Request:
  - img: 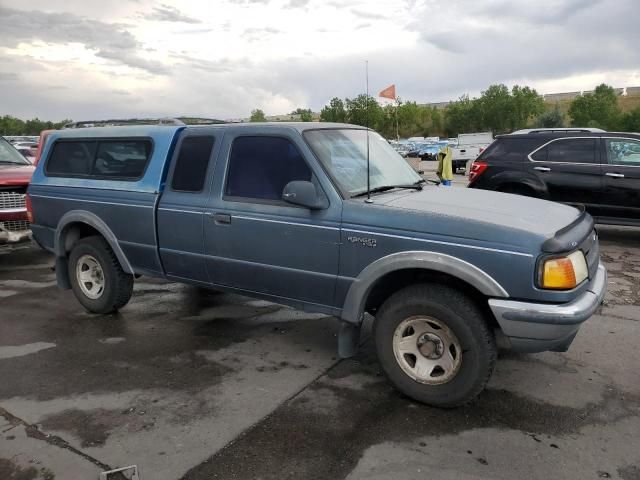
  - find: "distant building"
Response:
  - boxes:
[543,91,581,102]
[626,86,640,97]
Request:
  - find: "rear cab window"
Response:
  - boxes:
[45,138,152,180]
[171,136,216,192]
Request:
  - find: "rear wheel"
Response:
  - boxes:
[68,236,134,314]
[374,284,496,407]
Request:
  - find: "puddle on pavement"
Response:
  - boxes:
[0,342,56,360]
[181,344,640,480]
[0,458,54,480]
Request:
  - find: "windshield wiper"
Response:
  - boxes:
[351,180,424,198]
[0,160,26,165]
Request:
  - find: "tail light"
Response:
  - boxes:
[26,193,34,223]
[469,160,488,183]
[34,129,54,166]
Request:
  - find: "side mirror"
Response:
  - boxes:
[282,181,328,210]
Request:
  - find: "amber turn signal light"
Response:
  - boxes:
[541,251,588,290]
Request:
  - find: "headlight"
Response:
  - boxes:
[540,250,588,290]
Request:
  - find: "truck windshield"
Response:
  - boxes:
[304,129,421,197]
[0,137,30,165]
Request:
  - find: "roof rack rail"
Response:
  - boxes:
[511,127,606,135]
[63,118,187,129]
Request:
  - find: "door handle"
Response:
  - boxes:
[534,166,551,172]
[208,213,231,224]
[605,172,625,178]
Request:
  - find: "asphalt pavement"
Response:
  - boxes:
[1,208,639,479]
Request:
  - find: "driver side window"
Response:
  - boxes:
[225,136,312,202]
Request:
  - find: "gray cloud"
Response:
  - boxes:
[226,0,272,4]
[355,22,371,30]
[244,27,281,35]
[287,0,311,7]
[1,0,639,122]
[0,6,165,74]
[170,53,253,73]
[143,4,201,23]
[350,8,386,20]
[173,27,214,35]
[468,0,602,25]
[0,72,19,82]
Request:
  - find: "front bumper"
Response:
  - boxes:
[0,227,32,244]
[488,262,607,353]
[0,211,31,245]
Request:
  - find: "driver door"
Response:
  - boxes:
[204,129,342,308]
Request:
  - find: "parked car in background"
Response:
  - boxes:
[418,141,449,161]
[29,120,605,407]
[5,136,39,145]
[468,128,640,226]
[390,141,411,157]
[15,143,37,163]
[0,136,35,244]
[451,132,493,173]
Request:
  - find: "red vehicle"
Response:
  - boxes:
[0,136,35,244]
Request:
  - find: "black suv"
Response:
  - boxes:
[468,128,640,226]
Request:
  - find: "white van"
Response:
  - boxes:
[451,132,493,173]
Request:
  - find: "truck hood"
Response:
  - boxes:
[377,187,581,238]
[0,164,35,186]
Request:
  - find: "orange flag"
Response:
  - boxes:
[378,84,396,100]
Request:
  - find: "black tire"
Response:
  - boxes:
[373,283,496,408]
[68,236,134,314]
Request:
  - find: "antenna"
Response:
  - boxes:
[365,60,372,204]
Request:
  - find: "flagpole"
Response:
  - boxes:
[395,97,399,142]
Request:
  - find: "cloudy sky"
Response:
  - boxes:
[0,0,638,121]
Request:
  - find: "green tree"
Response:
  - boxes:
[249,109,267,122]
[430,108,443,136]
[291,108,313,122]
[535,105,565,128]
[444,96,480,136]
[568,84,621,130]
[345,94,384,129]
[396,101,422,137]
[477,84,512,134]
[621,107,640,132]
[320,97,346,123]
[510,85,545,131]
[0,115,26,135]
[0,116,70,135]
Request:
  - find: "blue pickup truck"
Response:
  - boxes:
[28,121,606,407]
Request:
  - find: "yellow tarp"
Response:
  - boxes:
[437,146,453,181]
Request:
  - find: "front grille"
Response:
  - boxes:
[0,191,26,210]
[0,220,30,232]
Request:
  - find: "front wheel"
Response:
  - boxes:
[68,236,134,314]
[374,284,496,407]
